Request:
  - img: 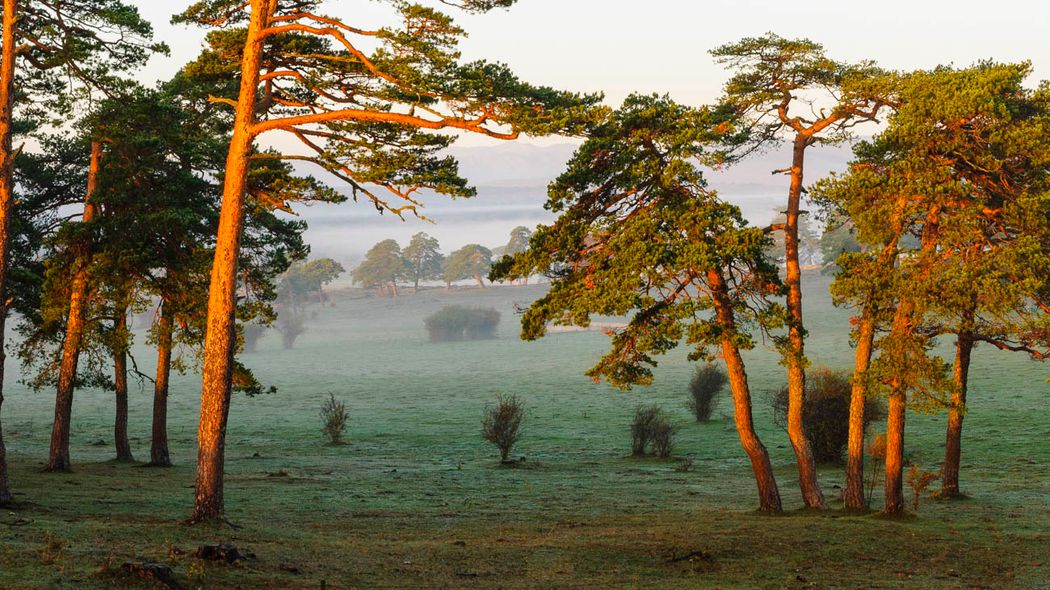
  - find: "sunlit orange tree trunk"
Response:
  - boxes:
[46,141,101,472]
[177,0,600,522]
[711,34,893,509]
[0,0,16,504]
[493,95,785,513]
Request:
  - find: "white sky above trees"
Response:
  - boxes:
[135,0,1050,146]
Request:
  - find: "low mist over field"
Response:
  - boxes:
[294,143,855,265]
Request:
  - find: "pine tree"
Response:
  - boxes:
[493,94,785,512]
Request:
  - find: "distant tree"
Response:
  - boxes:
[353,240,406,297]
[493,95,785,512]
[818,219,861,274]
[175,0,602,522]
[402,232,444,291]
[445,244,493,288]
[712,34,895,509]
[503,226,533,285]
[281,258,346,305]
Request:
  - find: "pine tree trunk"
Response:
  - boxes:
[191,0,269,524]
[475,275,486,288]
[113,302,134,462]
[709,270,782,513]
[390,282,398,297]
[844,311,876,511]
[151,300,173,467]
[942,329,974,498]
[884,392,906,515]
[47,141,102,472]
[784,134,824,509]
[0,0,19,505]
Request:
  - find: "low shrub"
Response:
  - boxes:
[425,306,501,342]
[771,367,886,464]
[482,394,524,462]
[631,405,677,458]
[907,464,941,512]
[687,363,728,422]
[320,393,349,444]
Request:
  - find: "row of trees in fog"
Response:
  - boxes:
[0,0,1045,527]
[352,226,533,295]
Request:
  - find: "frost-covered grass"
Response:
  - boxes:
[1,273,1047,588]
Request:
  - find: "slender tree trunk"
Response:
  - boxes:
[942,327,974,498]
[784,134,824,509]
[884,391,906,515]
[113,301,134,462]
[475,275,485,289]
[390,281,398,297]
[191,0,268,524]
[47,141,102,472]
[882,297,918,516]
[844,310,876,511]
[708,270,782,513]
[151,300,173,467]
[0,0,19,505]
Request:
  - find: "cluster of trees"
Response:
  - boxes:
[0,0,1044,528]
[352,226,533,294]
[494,36,1050,515]
[0,0,602,522]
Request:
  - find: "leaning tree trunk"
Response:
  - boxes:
[0,0,19,505]
[191,0,268,524]
[47,141,102,472]
[709,270,783,513]
[783,134,824,509]
[942,328,974,498]
[112,302,134,462]
[844,310,876,511]
[475,275,486,289]
[150,300,173,467]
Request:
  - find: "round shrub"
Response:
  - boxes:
[771,367,886,464]
[425,305,501,342]
[687,363,728,422]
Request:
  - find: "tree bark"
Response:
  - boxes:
[47,141,102,472]
[0,0,19,505]
[113,301,134,462]
[844,310,876,511]
[150,300,173,467]
[191,0,269,523]
[884,391,906,515]
[784,134,824,509]
[942,328,974,498]
[709,270,783,513]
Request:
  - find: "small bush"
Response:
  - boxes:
[320,394,349,444]
[866,432,887,509]
[907,464,941,512]
[425,306,500,342]
[631,405,677,458]
[482,394,524,462]
[771,367,886,464]
[687,363,728,422]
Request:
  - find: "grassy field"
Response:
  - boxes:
[0,272,1047,589]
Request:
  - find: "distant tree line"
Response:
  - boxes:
[351,226,534,296]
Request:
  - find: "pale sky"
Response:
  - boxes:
[136,0,1050,138]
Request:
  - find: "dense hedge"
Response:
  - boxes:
[424,306,501,342]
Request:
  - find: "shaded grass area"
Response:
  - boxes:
[1,273,1048,588]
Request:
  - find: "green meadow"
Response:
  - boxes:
[1,272,1047,589]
